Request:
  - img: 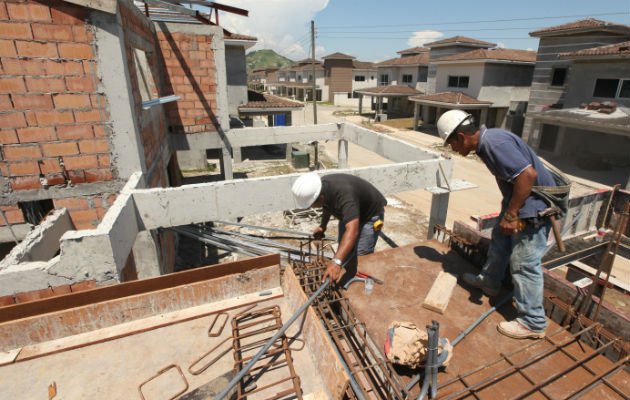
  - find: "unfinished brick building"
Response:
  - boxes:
[0,0,255,298]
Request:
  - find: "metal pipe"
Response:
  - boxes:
[215,279,331,400]
[211,220,313,238]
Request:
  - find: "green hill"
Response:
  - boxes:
[246,49,293,74]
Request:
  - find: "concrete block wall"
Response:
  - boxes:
[156,29,218,134]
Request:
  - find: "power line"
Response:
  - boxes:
[317,36,533,40]
[317,26,560,34]
[317,11,628,29]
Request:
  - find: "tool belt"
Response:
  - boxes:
[532,160,571,218]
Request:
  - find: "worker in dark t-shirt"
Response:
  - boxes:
[291,173,386,284]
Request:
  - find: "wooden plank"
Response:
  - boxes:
[0,254,280,324]
[422,271,458,314]
[569,261,630,292]
[0,348,21,367]
[13,288,283,363]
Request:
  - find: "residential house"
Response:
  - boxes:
[410,47,536,132]
[376,46,429,91]
[521,18,630,151]
[273,58,327,102]
[333,60,377,106]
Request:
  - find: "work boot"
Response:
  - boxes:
[497,320,545,340]
[462,273,501,297]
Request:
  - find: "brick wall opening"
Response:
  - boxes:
[17,198,54,225]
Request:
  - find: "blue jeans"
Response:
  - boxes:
[482,218,551,332]
[337,214,383,282]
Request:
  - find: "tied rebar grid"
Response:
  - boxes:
[290,240,407,400]
[232,306,303,400]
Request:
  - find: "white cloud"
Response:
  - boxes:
[526,47,534,51]
[497,42,506,48]
[407,30,443,47]
[218,0,329,60]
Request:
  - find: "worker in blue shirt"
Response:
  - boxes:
[437,110,556,340]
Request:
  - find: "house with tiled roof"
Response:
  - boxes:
[521,19,630,172]
[524,22,630,188]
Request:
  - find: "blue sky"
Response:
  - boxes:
[219,0,630,62]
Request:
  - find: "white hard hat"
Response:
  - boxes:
[292,172,322,209]
[437,109,472,145]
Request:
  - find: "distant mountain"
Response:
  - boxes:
[246,49,293,74]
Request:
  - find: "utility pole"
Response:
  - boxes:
[311,20,317,124]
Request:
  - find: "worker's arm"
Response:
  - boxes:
[313,210,331,239]
[500,166,537,235]
[324,218,359,282]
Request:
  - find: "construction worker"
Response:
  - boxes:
[437,109,556,340]
[291,173,386,285]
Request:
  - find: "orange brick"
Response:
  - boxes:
[0,112,26,129]
[11,94,52,110]
[0,77,25,92]
[0,94,11,111]
[53,197,88,210]
[0,163,8,177]
[50,5,88,25]
[0,21,32,39]
[85,168,112,182]
[67,169,85,183]
[92,125,105,137]
[53,93,90,109]
[1,58,44,75]
[0,39,17,56]
[25,77,66,92]
[0,205,24,225]
[10,175,42,190]
[39,157,61,173]
[6,3,29,20]
[15,40,58,58]
[70,280,96,291]
[78,138,107,153]
[73,109,100,123]
[58,42,92,59]
[35,109,74,125]
[24,111,37,126]
[51,285,71,295]
[32,23,73,41]
[72,220,96,230]
[16,126,56,143]
[70,208,97,222]
[3,144,41,160]
[62,154,97,170]
[15,288,54,303]
[41,141,78,156]
[97,154,109,167]
[0,129,19,144]
[45,173,66,186]
[0,295,15,306]
[8,160,39,175]
[57,124,92,139]
[0,3,7,20]
[65,76,94,91]
[71,25,88,42]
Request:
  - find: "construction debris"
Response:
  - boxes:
[422,271,458,314]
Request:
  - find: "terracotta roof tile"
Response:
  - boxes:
[223,30,257,41]
[433,48,536,63]
[397,46,430,54]
[560,41,630,57]
[529,18,630,36]
[239,90,304,110]
[293,58,322,66]
[322,52,355,59]
[409,91,492,105]
[353,60,376,69]
[356,85,423,95]
[424,36,496,48]
[376,53,430,66]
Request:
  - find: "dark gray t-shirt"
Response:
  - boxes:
[320,174,386,225]
[476,127,555,218]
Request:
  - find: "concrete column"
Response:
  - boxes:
[233,146,243,163]
[286,143,292,162]
[422,105,430,124]
[358,95,363,115]
[413,103,419,131]
[530,121,542,151]
[436,107,442,121]
[427,192,450,239]
[176,149,206,170]
[285,112,292,126]
[338,139,348,169]
[553,126,567,156]
[132,230,161,279]
[480,108,488,127]
[378,97,383,114]
[220,145,233,180]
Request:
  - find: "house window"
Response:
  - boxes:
[297,75,302,81]
[308,74,313,82]
[325,69,331,77]
[371,75,375,80]
[402,74,413,83]
[551,68,567,86]
[379,74,389,85]
[133,48,156,102]
[448,75,469,88]
[347,92,352,99]
[354,75,366,82]
[593,78,630,99]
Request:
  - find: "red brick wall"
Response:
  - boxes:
[156,30,218,134]
[52,193,116,230]
[0,0,114,195]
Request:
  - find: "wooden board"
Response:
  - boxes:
[569,261,630,292]
[422,271,458,314]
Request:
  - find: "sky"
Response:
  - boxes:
[218,0,630,62]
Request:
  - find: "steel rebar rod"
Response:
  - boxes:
[172,226,261,257]
[215,279,330,400]
[211,220,313,238]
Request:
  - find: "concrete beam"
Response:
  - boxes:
[132,160,444,230]
[0,224,33,243]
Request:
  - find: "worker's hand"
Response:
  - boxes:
[323,262,343,283]
[313,226,325,240]
[500,217,519,236]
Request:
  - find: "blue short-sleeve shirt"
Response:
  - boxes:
[476,127,556,219]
